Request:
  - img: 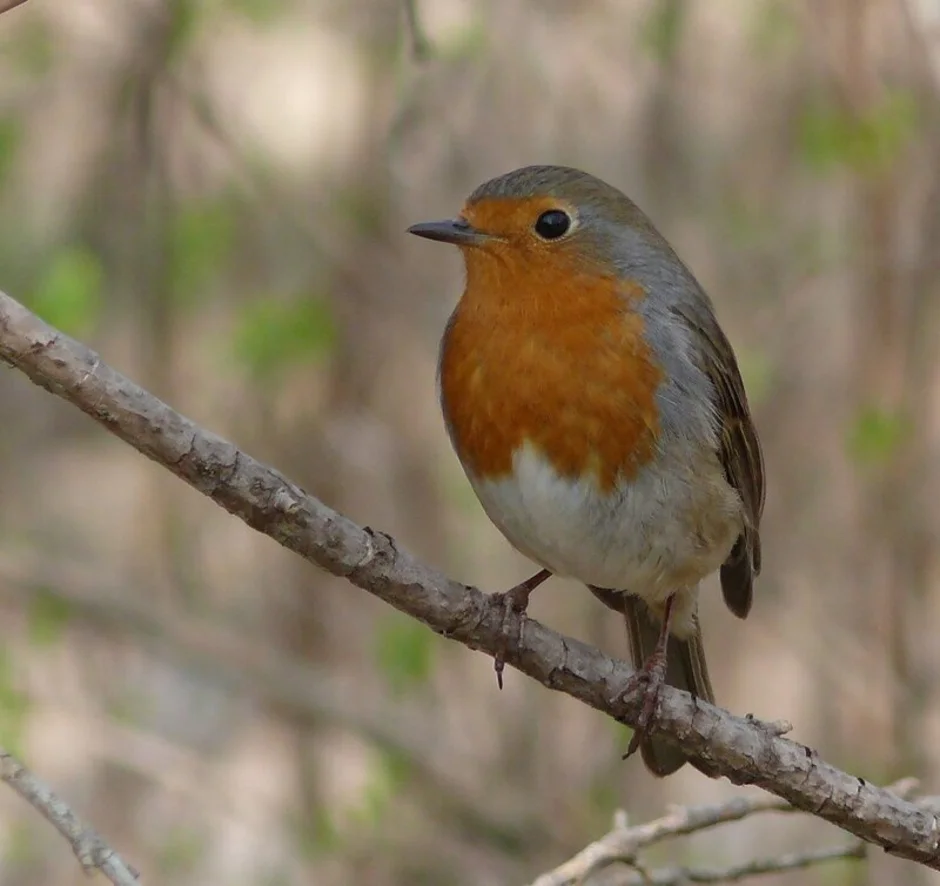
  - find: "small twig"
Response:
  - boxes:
[0,748,139,884]
[402,0,432,62]
[530,779,920,886]
[618,841,866,885]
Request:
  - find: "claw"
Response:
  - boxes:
[616,593,675,760]
[492,569,551,689]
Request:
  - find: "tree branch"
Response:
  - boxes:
[0,0,30,15]
[611,842,865,885]
[1,289,940,870]
[0,747,139,884]
[530,778,920,885]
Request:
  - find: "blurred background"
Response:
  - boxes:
[0,0,938,883]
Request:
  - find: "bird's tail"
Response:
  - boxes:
[622,596,714,777]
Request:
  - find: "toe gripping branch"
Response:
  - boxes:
[492,569,551,689]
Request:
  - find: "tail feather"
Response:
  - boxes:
[623,596,713,777]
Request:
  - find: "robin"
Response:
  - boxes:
[408,165,764,776]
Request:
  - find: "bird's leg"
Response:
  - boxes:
[621,593,676,760]
[492,568,552,689]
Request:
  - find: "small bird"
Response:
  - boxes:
[408,166,764,776]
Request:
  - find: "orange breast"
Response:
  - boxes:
[439,251,663,493]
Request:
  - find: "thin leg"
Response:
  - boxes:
[620,593,676,760]
[493,568,552,689]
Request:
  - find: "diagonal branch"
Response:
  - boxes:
[530,778,921,885]
[1,289,940,870]
[615,842,865,885]
[1,748,139,884]
[0,0,30,15]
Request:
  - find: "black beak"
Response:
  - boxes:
[407,218,489,246]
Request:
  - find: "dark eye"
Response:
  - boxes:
[534,209,571,240]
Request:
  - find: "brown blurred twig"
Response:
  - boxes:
[0,0,29,15]
[529,778,919,885]
[0,747,139,884]
[2,290,940,871]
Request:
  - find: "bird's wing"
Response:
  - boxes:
[671,299,765,618]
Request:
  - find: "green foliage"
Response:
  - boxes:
[374,614,434,695]
[28,247,103,336]
[798,92,918,176]
[157,826,205,875]
[639,0,686,60]
[300,807,342,859]
[0,652,30,758]
[348,750,408,830]
[0,117,21,188]
[2,822,38,868]
[435,18,487,62]
[4,18,55,76]
[292,752,409,860]
[227,0,286,25]
[27,588,72,648]
[750,0,799,55]
[232,295,336,380]
[166,0,202,62]
[169,202,236,301]
[847,405,911,465]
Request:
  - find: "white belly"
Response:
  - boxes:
[468,442,742,600]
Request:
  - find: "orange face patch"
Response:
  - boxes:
[439,227,662,492]
[463,196,574,239]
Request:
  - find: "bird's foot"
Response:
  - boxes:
[492,569,551,689]
[619,648,670,760]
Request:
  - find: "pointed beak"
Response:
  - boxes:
[407,218,489,247]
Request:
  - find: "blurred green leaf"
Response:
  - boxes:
[4,19,55,76]
[847,405,911,465]
[0,652,30,758]
[158,827,205,875]
[798,92,918,176]
[0,116,21,188]
[27,588,71,648]
[228,0,286,25]
[375,614,434,694]
[167,0,202,62]
[233,295,336,379]
[750,0,799,55]
[436,19,488,62]
[639,0,686,61]
[169,203,236,299]
[3,822,38,868]
[295,807,342,859]
[29,247,103,336]
[350,751,406,830]
[381,747,414,788]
